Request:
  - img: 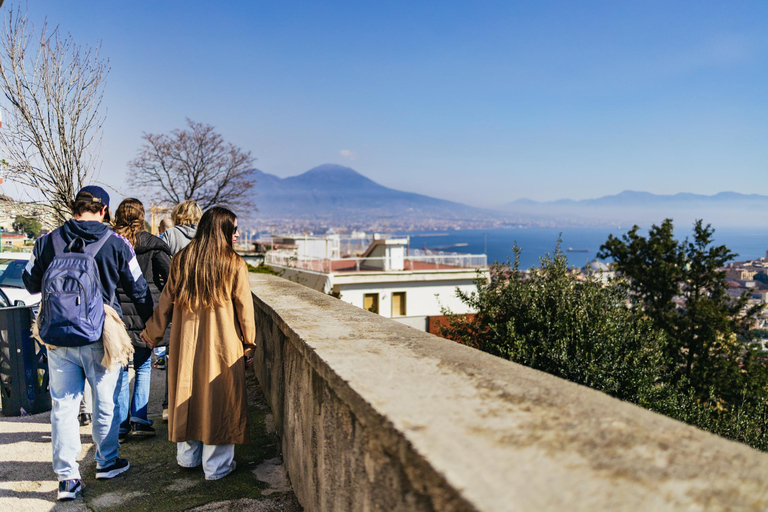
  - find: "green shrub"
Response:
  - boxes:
[442,245,666,402]
[443,240,768,451]
[247,263,280,275]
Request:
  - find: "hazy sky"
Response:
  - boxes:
[7,1,768,207]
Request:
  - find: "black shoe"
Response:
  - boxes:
[96,458,130,479]
[130,422,156,437]
[78,413,92,427]
[57,479,84,500]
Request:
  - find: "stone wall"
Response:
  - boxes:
[249,273,768,512]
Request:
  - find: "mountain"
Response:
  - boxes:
[250,164,498,224]
[247,165,766,229]
[500,190,768,227]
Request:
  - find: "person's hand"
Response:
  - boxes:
[140,331,155,349]
[244,349,254,367]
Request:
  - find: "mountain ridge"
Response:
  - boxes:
[500,189,768,227]
[504,190,768,207]
[247,164,767,228]
[251,164,499,223]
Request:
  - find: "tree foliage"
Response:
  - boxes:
[441,245,666,402]
[128,119,256,211]
[0,5,108,223]
[443,232,768,451]
[755,272,768,286]
[749,329,768,340]
[247,263,280,275]
[12,215,41,238]
[598,219,764,402]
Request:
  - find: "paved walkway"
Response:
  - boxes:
[0,360,301,511]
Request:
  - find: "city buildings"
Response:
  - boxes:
[264,233,489,332]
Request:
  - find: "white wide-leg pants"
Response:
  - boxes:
[177,440,236,480]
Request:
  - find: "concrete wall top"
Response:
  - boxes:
[250,273,768,511]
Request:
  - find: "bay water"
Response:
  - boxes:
[405,227,768,270]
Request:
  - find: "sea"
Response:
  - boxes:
[401,227,768,270]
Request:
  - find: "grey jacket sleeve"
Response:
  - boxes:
[160,229,181,255]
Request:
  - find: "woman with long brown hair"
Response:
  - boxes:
[112,198,171,439]
[141,207,255,480]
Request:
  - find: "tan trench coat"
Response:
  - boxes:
[143,259,256,445]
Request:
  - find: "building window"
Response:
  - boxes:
[392,292,406,317]
[364,293,379,314]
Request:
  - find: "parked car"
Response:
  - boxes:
[0,252,39,306]
[0,287,14,308]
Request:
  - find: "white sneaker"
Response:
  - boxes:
[96,458,130,479]
[57,479,83,500]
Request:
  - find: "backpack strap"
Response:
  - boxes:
[59,230,112,256]
[83,231,115,308]
[82,231,112,257]
[52,230,67,255]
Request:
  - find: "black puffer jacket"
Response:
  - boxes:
[117,231,172,348]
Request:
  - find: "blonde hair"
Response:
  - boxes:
[171,200,202,227]
[171,207,240,311]
[113,198,146,248]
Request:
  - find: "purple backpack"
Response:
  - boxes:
[38,231,110,346]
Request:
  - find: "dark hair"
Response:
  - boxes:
[170,206,240,310]
[113,198,146,248]
[70,191,110,221]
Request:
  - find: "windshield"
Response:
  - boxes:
[0,259,28,288]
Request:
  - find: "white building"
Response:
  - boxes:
[266,234,488,332]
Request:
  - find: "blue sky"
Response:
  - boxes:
[8,1,768,207]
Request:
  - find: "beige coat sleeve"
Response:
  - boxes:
[143,270,175,344]
[233,260,256,352]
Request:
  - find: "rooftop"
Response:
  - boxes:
[264,233,487,274]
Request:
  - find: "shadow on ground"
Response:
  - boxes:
[1,366,301,512]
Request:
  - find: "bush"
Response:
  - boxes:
[441,245,666,402]
[442,242,768,451]
[247,263,280,275]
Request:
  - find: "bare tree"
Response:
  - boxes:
[0,6,108,223]
[128,119,256,211]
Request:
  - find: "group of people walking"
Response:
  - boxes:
[22,186,256,501]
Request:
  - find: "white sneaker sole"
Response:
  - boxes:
[57,484,83,500]
[95,461,130,479]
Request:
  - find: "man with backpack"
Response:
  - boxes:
[22,186,154,501]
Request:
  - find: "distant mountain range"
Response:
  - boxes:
[249,164,768,229]
[501,191,768,227]
[251,164,497,223]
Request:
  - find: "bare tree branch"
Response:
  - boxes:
[127,118,257,211]
[0,6,108,223]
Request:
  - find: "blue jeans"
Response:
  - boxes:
[48,343,122,481]
[117,347,153,433]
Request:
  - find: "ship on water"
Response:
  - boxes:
[567,247,590,253]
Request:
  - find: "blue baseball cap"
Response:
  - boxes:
[76,185,110,208]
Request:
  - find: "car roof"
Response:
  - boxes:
[0,252,33,260]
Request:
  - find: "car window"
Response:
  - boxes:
[0,288,10,307]
[0,259,28,288]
